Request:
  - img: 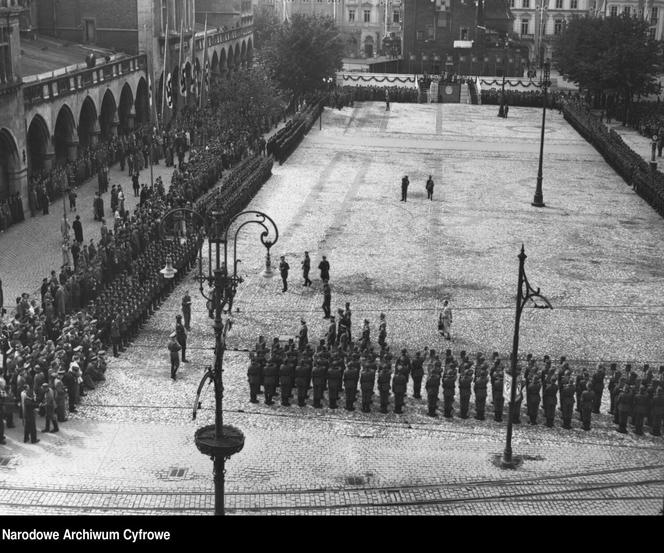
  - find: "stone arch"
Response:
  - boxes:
[26,114,51,176]
[78,96,99,149]
[241,40,247,69]
[234,43,240,71]
[0,128,21,201]
[118,82,134,134]
[54,103,77,165]
[219,48,227,77]
[225,46,232,73]
[211,49,219,74]
[247,38,253,66]
[99,88,118,140]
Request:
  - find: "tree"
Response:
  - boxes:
[253,5,281,51]
[262,14,344,104]
[554,14,661,121]
[209,64,286,137]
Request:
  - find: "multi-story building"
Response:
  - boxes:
[601,1,664,40]
[255,0,403,58]
[402,0,525,76]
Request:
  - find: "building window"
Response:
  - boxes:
[416,30,424,41]
[570,0,577,8]
[0,25,13,84]
[521,18,530,35]
[609,5,617,16]
[522,0,529,7]
[652,6,659,22]
[555,0,562,8]
[83,18,96,43]
[649,27,657,39]
[623,6,630,16]
[162,0,168,33]
[393,10,400,23]
[364,9,371,23]
[348,9,355,22]
[554,19,563,35]
[591,0,596,10]
[509,0,514,6]
[460,28,468,40]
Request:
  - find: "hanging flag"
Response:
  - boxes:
[189,0,197,99]
[199,11,208,108]
[161,4,170,123]
[177,16,186,105]
[166,72,174,109]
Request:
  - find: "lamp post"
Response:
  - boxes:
[160,207,279,515]
[533,60,551,208]
[500,245,552,469]
[498,72,506,118]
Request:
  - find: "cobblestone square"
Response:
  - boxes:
[1,103,663,515]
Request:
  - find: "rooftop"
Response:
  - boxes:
[19,33,116,78]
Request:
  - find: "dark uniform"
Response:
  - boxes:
[442,370,456,418]
[591,367,605,414]
[392,371,407,414]
[616,386,634,434]
[175,317,187,362]
[526,378,542,425]
[492,374,504,422]
[377,367,391,413]
[279,257,289,292]
[279,363,294,406]
[22,393,39,444]
[411,352,424,399]
[294,364,309,407]
[378,315,387,348]
[327,364,342,409]
[608,369,620,415]
[542,379,558,427]
[425,371,441,417]
[263,362,278,405]
[650,388,664,436]
[560,379,575,429]
[633,386,650,436]
[360,365,376,413]
[474,372,488,420]
[168,338,181,380]
[312,363,326,408]
[580,384,595,431]
[247,359,262,403]
[343,364,359,411]
[458,371,472,419]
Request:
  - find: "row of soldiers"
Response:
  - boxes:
[0,193,26,233]
[246,331,664,436]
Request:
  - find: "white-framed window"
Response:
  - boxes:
[348,9,355,22]
[609,5,618,16]
[509,0,515,7]
[0,25,13,83]
[652,6,659,20]
[521,18,530,35]
[522,0,530,7]
[570,0,577,8]
[364,9,371,23]
[649,27,657,40]
[623,6,630,16]
[393,10,400,23]
[555,0,563,8]
[554,19,563,35]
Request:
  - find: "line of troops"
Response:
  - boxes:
[247,324,664,437]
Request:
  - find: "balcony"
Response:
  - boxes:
[520,33,535,40]
[22,54,147,107]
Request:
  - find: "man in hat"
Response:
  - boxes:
[633,385,650,436]
[181,291,192,331]
[302,252,312,287]
[360,319,371,351]
[40,383,58,433]
[425,367,441,417]
[425,175,434,200]
[377,364,391,414]
[400,175,409,202]
[322,280,331,319]
[392,367,407,414]
[616,384,634,434]
[360,362,376,412]
[580,382,595,431]
[175,315,188,363]
[22,385,39,444]
[326,314,336,346]
[298,319,308,351]
[439,300,453,340]
[247,355,262,404]
[378,313,387,348]
[263,360,278,405]
[411,351,424,399]
[279,256,289,293]
[318,255,330,283]
[650,387,664,436]
[168,333,181,380]
[343,358,360,411]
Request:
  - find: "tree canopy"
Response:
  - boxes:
[553,14,661,99]
[261,14,344,101]
[252,5,281,50]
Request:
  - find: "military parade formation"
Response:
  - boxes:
[246,314,664,438]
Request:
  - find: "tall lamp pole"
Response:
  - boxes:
[533,60,551,207]
[501,244,552,469]
[160,208,279,515]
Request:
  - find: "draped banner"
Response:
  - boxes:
[480,79,542,88]
[341,74,416,84]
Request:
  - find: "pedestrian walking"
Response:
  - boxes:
[302,251,312,286]
[426,175,434,200]
[175,314,188,363]
[322,280,331,319]
[40,383,58,433]
[400,175,409,202]
[438,299,452,340]
[298,319,308,351]
[168,333,181,380]
[72,215,83,243]
[22,387,39,444]
[385,89,390,111]
[318,255,330,282]
[68,187,77,212]
[181,291,192,331]
[279,255,289,292]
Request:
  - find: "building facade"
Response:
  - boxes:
[402,0,525,76]
[255,0,403,58]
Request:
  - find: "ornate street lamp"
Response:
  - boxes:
[500,245,552,469]
[533,60,551,208]
[160,207,279,515]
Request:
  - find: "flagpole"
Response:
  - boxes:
[177,15,185,117]
[161,6,169,125]
[200,12,208,109]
